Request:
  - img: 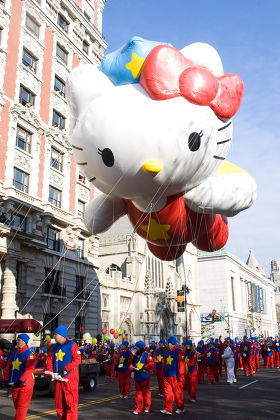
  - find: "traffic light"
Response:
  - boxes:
[212,309,217,322]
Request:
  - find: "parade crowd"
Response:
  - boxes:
[1,326,280,419]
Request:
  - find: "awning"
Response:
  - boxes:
[0,319,42,333]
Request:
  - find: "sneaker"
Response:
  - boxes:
[145,410,150,413]
[233,378,237,383]
[159,394,164,398]
[175,409,184,414]
[191,400,196,403]
[124,395,128,399]
[160,410,172,415]
[120,394,124,398]
[133,411,139,415]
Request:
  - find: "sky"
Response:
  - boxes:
[102,0,280,273]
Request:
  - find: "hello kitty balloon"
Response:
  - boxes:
[67,37,257,261]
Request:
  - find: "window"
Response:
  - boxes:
[54,75,65,98]
[50,147,63,172]
[43,313,58,334]
[52,110,65,130]
[16,261,24,289]
[47,227,60,251]
[77,200,85,218]
[56,43,68,64]
[43,269,65,296]
[19,85,35,106]
[75,316,84,339]
[57,13,68,33]
[82,40,89,54]
[83,11,91,21]
[78,172,86,183]
[102,294,109,308]
[25,13,40,38]
[16,126,32,153]
[13,168,29,193]
[49,185,62,208]
[77,238,84,258]
[22,49,37,73]
[75,275,85,297]
[0,28,3,45]
[10,214,27,232]
[105,263,122,277]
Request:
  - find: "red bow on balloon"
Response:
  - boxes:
[140,45,244,122]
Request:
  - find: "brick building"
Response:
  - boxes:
[0,0,107,337]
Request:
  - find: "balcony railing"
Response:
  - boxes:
[74,289,91,301]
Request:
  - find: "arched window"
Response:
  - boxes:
[105,264,122,278]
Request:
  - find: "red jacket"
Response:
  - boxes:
[4,345,36,386]
[46,340,81,382]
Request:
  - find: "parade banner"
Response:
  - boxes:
[177,290,185,312]
[263,288,267,314]
[248,282,253,311]
[256,285,261,313]
[260,288,264,314]
[252,283,257,312]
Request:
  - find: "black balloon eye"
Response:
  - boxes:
[98,148,114,167]
[188,130,204,152]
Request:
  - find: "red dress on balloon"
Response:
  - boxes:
[124,195,228,261]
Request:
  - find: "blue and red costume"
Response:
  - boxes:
[240,339,253,375]
[4,344,36,420]
[162,341,184,413]
[46,339,81,420]
[154,346,166,395]
[130,346,154,414]
[116,344,133,397]
[104,346,116,381]
[273,338,280,368]
[196,342,206,383]
[205,346,219,383]
[184,350,198,401]
[264,341,274,368]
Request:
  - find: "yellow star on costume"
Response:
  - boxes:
[136,361,144,370]
[166,355,173,365]
[120,356,125,364]
[126,53,146,79]
[157,354,163,362]
[55,349,65,362]
[185,357,189,363]
[108,355,111,359]
[244,346,248,351]
[207,352,211,358]
[141,218,170,241]
[12,358,22,371]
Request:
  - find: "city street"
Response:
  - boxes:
[0,365,279,420]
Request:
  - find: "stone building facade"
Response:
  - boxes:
[270,258,280,331]
[0,0,107,337]
[199,249,278,340]
[98,216,201,344]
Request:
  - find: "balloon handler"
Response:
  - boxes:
[130,340,154,415]
[4,334,36,420]
[46,325,81,420]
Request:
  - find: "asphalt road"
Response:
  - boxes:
[0,365,279,420]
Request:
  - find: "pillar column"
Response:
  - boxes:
[1,256,19,319]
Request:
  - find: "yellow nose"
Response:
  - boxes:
[142,160,162,174]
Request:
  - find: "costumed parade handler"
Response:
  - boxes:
[130,340,154,415]
[4,334,36,420]
[221,340,236,384]
[154,338,166,397]
[161,336,185,415]
[116,340,133,398]
[46,325,81,420]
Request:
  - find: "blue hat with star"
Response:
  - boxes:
[101,36,170,86]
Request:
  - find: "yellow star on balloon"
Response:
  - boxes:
[136,361,144,370]
[12,358,22,371]
[157,354,163,362]
[126,53,146,79]
[141,218,170,241]
[207,352,211,357]
[119,356,125,364]
[55,349,65,362]
[166,355,173,365]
